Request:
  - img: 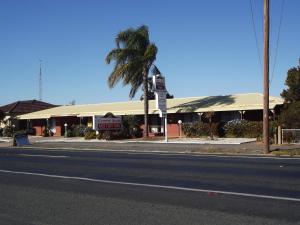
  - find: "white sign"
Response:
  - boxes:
[155,91,167,111]
[93,116,122,131]
[152,75,166,92]
[153,74,167,118]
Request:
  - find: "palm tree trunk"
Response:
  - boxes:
[143,68,149,138]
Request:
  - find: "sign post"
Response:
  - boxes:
[153,74,168,142]
[93,113,122,131]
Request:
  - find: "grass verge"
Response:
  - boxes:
[271,149,300,157]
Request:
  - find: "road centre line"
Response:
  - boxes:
[18,154,69,158]
[1,169,299,203]
[63,148,300,160]
[106,150,300,160]
[17,146,300,160]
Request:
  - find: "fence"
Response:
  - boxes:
[282,129,300,144]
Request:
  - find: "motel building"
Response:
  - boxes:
[17,93,284,137]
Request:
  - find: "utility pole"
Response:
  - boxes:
[39,59,42,101]
[263,0,270,154]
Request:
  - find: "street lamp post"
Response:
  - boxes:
[64,123,68,138]
[178,120,182,138]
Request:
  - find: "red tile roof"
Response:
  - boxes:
[0,100,57,115]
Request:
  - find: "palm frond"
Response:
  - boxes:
[151,65,161,75]
[144,44,157,65]
[105,48,122,64]
[105,25,158,100]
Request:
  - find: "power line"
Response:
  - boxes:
[39,59,42,101]
[270,0,285,84]
[249,0,263,74]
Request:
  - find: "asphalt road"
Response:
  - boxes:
[0,147,300,225]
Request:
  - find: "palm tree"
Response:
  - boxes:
[105,25,158,137]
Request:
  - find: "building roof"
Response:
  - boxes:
[18,93,284,120]
[0,100,57,115]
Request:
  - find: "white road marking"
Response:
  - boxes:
[18,154,69,158]
[19,146,300,160]
[0,169,299,202]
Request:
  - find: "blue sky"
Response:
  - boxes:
[0,0,299,105]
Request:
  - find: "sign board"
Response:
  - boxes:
[155,92,167,111]
[152,74,168,141]
[14,134,30,146]
[153,74,167,118]
[152,75,166,92]
[93,115,122,131]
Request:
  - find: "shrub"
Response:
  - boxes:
[97,130,129,140]
[66,129,74,137]
[182,121,219,138]
[84,129,96,140]
[3,125,14,137]
[122,115,143,138]
[224,120,266,139]
[71,124,86,137]
[280,101,300,129]
[282,132,297,143]
[0,128,3,137]
[224,120,246,138]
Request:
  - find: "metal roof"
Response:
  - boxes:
[18,93,284,120]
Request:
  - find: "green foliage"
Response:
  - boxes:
[106,25,158,99]
[224,120,261,138]
[97,131,127,140]
[280,101,300,128]
[272,149,300,157]
[106,25,159,137]
[84,130,97,140]
[182,121,218,138]
[3,125,14,137]
[0,110,5,122]
[281,66,300,103]
[122,115,142,138]
[84,129,97,140]
[96,115,142,140]
[66,129,74,137]
[224,120,276,140]
[70,124,87,137]
[280,64,300,128]
[282,131,298,144]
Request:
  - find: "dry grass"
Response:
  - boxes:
[271,149,300,157]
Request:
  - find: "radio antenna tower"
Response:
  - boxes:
[39,59,42,101]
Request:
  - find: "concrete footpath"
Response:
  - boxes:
[1,136,299,155]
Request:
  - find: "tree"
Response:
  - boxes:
[105,25,158,137]
[280,64,300,128]
[0,110,5,122]
[280,101,300,128]
[281,66,300,103]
